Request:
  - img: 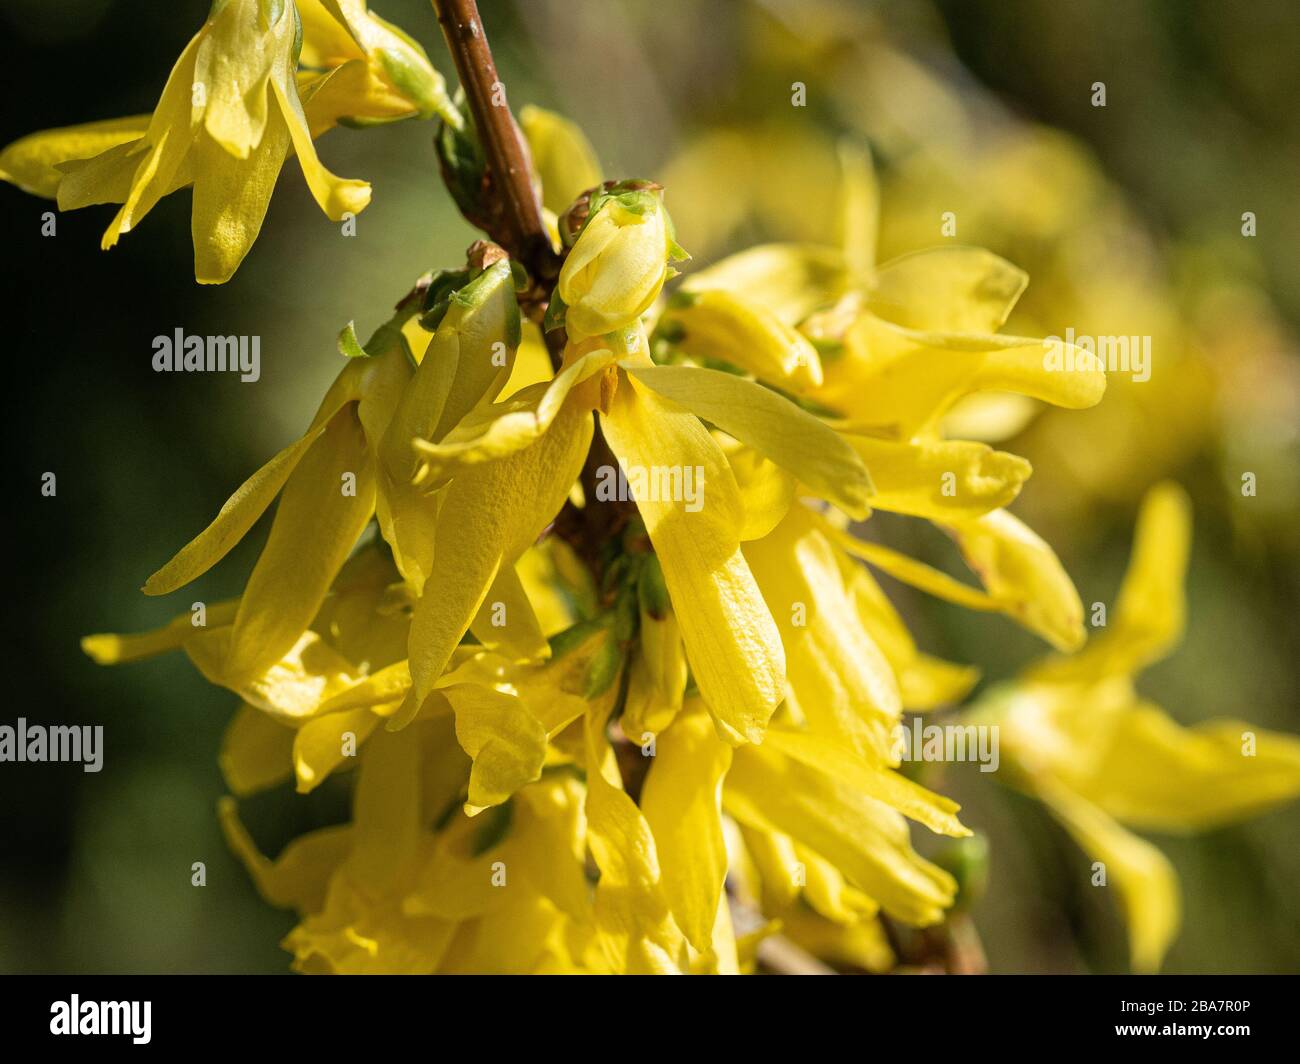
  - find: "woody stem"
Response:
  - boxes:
[431,0,561,297]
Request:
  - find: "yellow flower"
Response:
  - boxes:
[970,483,1300,971]
[556,184,687,341]
[0,0,449,282]
[296,0,456,127]
[79,131,1123,973]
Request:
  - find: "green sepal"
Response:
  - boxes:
[337,321,370,359]
[543,290,568,334]
[582,634,624,700]
[635,554,671,621]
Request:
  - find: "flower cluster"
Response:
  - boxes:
[12,0,1294,973]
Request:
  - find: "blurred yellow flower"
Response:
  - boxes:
[970,483,1300,971]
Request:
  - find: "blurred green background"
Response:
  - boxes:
[2,0,1297,973]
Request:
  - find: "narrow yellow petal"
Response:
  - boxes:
[226,406,376,681]
[641,704,733,952]
[725,743,958,926]
[219,704,294,797]
[1040,781,1180,973]
[682,242,849,326]
[143,370,358,595]
[270,72,370,220]
[761,727,969,837]
[844,434,1030,520]
[836,139,878,278]
[628,363,873,517]
[219,796,351,912]
[657,289,823,390]
[82,599,238,664]
[867,247,1027,333]
[1063,704,1300,833]
[444,684,547,813]
[519,104,602,215]
[744,507,900,760]
[942,509,1086,651]
[583,699,688,973]
[407,402,592,703]
[293,707,380,793]
[600,371,784,745]
[467,562,551,662]
[1031,482,1191,682]
[190,102,291,284]
[0,115,150,197]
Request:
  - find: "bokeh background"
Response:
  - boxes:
[2,0,1297,972]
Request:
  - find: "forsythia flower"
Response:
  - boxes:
[968,482,1300,972]
[0,0,451,282]
[556,182,688,342]
[81,99,1273,976]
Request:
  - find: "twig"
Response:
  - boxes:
[431,0,560,290]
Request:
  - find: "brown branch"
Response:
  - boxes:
[431,0,561,292]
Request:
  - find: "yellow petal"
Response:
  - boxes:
[814,313,1106,432]
[724,443,796,541]
[226,406,376,681]
[411,347,612,486]
[100,34,204,247]
[511,774,593,922]
[628,364,873,518]
[725,742,958,926]
[219,704,294,796]
[583,699,688,973]
[294,706,381,793]
[81,599,238,664]
[867,247,1027,333]
[658,289,823,390]
[682,242,849,326]
[347,728,421,886]
[942,509,1086,651]
[1030,482,1191,683]
[838,558,978,710]
[443,684,547,813]
[219,797,352,912]
[379,261,523,586]
[1039,781,1180,973]
[1063,704,1300,833]
[467,562,550,662]
[816,514,1001,614]
[143,375,357,595]
[186,628,361,724]
[195,0,291,159]
[761,727,969,836]
[0,116,150,197]
[270,71,371,220]
[744,507,900,760]
[836,139,878,278]
[407,402,592,703]
[600,370,784,745]
[844,434,1031,520]
[641,704,733,952]
[190,98,291,283]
